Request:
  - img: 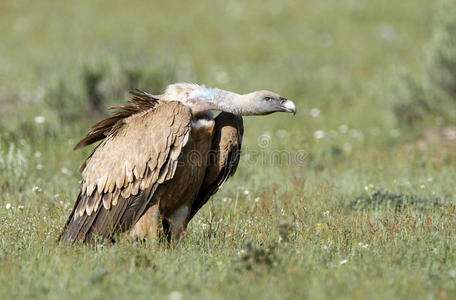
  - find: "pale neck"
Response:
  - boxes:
[188,87,253,115]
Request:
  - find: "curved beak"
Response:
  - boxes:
[280,99,296,115]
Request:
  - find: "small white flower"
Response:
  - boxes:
[378,23,397,43]
[18,205,24,209]
[276,129,288,138]
[254,197,260,203]
[309,108,320,118]
[368,184,374,189]
[322,210,330,217]
[34,151,42,158]
[350,129,364,140]
[5,203,11,210]
[339,125,349,134]
[448,269,456,279]
[390,129,400,138]
[215,71,229,84]
[339,259,348,265]
[32,186,42,193]
[314,130,325,139]
[34,116,46,124]
[60,167,72,176]
[370,128,380,136]
[364,186,369,191]
[36,164,43,170]
[420,184,425,189]
[427,177,433,182]
[243,190,249,195]
[358,242,369,248]
[281,208,285,216]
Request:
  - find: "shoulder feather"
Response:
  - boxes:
[74,89,159,150]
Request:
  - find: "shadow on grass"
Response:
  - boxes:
[349,189,447,212]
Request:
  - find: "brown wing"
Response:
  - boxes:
[189,112,243,220]
[60,100,192,243]
[74,89,159,151]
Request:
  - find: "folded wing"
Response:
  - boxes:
[60,100,192,243]
[189,112,243,221]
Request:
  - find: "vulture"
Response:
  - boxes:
[60,83,296,243]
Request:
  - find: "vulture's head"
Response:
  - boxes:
[162,83,296,116]
[243,90,296,116]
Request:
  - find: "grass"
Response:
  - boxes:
[1,0,456,299]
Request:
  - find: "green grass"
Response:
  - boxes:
[1,0,456,299]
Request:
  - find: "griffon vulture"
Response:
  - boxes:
[60,83,296,243]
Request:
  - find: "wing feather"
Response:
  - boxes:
[60,100,192,243]
[102,192,113,210]
[73,89,159,150]
[189,112,243,221]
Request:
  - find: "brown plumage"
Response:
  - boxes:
[60,83,295,243]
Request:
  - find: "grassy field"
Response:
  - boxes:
[1,0,456,299]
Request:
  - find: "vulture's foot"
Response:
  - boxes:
[163,205,190,244]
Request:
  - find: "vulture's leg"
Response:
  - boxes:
[163,206,190,243]
[130,204,160,241]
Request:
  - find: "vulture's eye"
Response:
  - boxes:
[264,96,273,102]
